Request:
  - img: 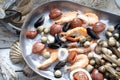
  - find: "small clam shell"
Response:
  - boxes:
[9,41,24,64]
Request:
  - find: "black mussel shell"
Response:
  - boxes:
[54,34,61,43]
[54,61,66,70]
[34,15,45,28]
[48,43,60,49]
[87,28,99,39]
[62,23,71,32]
[115,24,120,30]
[114,24,120,34]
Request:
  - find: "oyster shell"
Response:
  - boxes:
[9,40,24,64]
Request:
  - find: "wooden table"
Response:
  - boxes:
[0,0,120,80]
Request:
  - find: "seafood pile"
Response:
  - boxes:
[25,8,120,80]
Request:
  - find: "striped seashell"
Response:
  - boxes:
[9,40,24,64]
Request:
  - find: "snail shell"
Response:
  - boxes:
[9,41,24,64]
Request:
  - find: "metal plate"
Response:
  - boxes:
[20,1,120,80]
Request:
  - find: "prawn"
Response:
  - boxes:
[68,41,97,54]
[84,13,99,25]
[37,48,58,69]
[66,54,89,71]
[60,27,87,42]
[55,11,78,24]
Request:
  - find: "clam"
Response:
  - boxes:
[9,41,24,64]
[70,68,92,80]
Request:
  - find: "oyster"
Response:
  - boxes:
[9,40,24,64]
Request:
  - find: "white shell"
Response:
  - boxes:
[70,68,92,80]
[9,41,24,64]
[58,48,68,61]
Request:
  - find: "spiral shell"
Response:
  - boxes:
[9,40,24,64]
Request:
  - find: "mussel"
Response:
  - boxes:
[54,61,66,70]
[87,28,99,39]
[54,34,62,43]
[34,15,45,28]
[47,43,60,49]
[115,24,120,31]
[62,23,71,32]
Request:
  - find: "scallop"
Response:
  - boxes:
[9,41,24,64]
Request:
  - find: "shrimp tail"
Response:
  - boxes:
[37,49,58,69]
[66,54,89,71]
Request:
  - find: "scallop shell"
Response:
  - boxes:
[9,40,24,64]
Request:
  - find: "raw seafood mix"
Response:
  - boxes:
[26,8,120,80]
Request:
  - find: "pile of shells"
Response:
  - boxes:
[85,24,120,80]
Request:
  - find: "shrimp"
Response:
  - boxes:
[37,48,58,69]
[66,54,89,71]
[68,41,97,54]
[55,11,78,24]
[84,13,99,25]
[60,27,87,42]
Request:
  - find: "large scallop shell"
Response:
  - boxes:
[9,40,24,64]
